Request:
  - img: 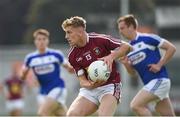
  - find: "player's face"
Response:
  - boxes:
[34,34,49,50]
[118,21,132,40]
[64,26,83,47]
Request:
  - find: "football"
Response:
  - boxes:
[87,60,110,82]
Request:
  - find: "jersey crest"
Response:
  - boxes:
[93,47,101,55]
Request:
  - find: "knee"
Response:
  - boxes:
[155,104,175,116]
[130,101,140,112]
[37,109,50,116]
[155,105,160,113]
[67,108,87,116]
[66,109,80,116]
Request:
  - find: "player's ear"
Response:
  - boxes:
[47,38,50,43]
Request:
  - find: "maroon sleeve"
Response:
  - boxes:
[89,33,122,50]
[104,35,122,50]
[68,50,84,76]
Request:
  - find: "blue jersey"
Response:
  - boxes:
[127,32,168,85]
[24,48,66,94]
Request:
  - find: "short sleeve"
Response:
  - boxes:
[24,54,31,68]
[103,35,122,50]
[145,34,165,47]
[68,54,84,77]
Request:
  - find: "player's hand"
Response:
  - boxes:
[119,56,130,65]
[64,63,75,74]
[88,79,106,89]
[67,66,75,74]
[148,63,161,73]
[99,55,113,72]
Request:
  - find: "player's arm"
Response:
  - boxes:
[101,42,133,71]
[62,62,75,74]
[120,56,137,77]
[57,51,74,73]
[1,81,10,99]
[3,85,10,99]
[19,66,29,81]
[158,39,176,67]
[78,75,92,88]
[70,56,105,89]
[0,83,3,93]
[78,75,106,89]
[0,83,3,91]
[111,42,133,61]
[111,42,132,60]
[148,39,176,73]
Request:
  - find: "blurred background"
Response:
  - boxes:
[0,0,180,116]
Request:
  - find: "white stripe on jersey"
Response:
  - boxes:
[67,33,122,59]
[29,55,59,67]
[24,51,38,64]
[138,33,161,42]
[128,42,156,55]
[138,32,165,47]
[88,34,122,45]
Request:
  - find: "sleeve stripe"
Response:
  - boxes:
[158,38,165,47]
[89,35,122,45]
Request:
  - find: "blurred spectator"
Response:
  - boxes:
[1,62,25,116]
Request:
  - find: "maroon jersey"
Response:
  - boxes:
[5,76,24,100]
[68,33,122,85]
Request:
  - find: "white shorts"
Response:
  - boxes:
[143,78,170,100]
[6,99,24,112]
[37,87,67,106]
[79,83,122,105]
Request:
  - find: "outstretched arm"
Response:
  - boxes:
[101,42,133,71]
[111,42,132,60]
[78,75,106,89]
[63,62,75,74]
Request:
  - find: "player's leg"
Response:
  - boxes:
[67,95,98,116]
[98,83,121,116]
[98,94,118,116]
[130,89,158,116]
[10,108,22,116]
[37,94,46,113]
[155,98,175,116]
[54,104,67,116]
[6,100,13,116]
[38,97,59,116]
[8,99,24,116]
[38,87,67,116]
[51,87,68,116]
[131,78,171,116]
[153,78,175,116]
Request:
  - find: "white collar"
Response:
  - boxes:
[86,33,89,43]
[134,32,140,40]
[36,48,49,54]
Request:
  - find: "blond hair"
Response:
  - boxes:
[117,14,138,29]
[61,16,86,30]
[33,28,50,38]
